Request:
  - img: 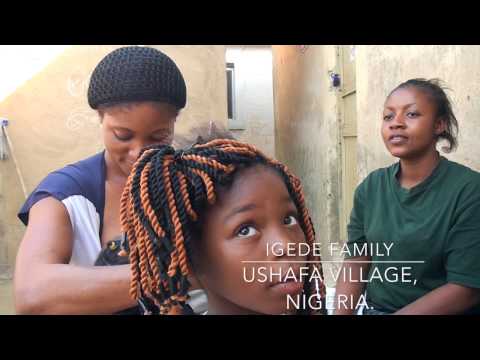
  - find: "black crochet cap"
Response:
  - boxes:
[88,46,187,110]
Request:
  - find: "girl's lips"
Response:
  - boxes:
[270,280,304,296]
[389,135,408,145]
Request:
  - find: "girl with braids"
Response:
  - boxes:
[14,46,193,314]
[118,139,326,315]
[335,78,480,315]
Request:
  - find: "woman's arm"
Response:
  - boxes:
[14,196,137,314]
[394,283,480,315]
[333,256,371,315]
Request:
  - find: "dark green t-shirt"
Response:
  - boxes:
[347,156,480,314]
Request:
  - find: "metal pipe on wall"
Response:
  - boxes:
[1,119,28,200]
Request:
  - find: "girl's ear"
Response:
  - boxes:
[435,117,447,136]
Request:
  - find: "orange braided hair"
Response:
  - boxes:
[120,139,326,314]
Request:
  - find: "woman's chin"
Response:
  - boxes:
[388,148,410,159]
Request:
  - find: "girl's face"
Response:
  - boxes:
[102,102,177,178]
[381,87,446,160]
[195,165,308,315]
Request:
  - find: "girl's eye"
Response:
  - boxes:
[407,112,419,118]
[236,225,258,238]
[284,215,298,226]
[383,114,393,121]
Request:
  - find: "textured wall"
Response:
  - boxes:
[272,45,341,286]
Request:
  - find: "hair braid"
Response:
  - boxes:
[169,167,195,267]
[161,156,189,279]
[121,149,154,299]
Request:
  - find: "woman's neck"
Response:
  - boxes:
[104,151,127,185]
[398,148,441,189]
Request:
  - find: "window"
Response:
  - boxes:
[226,63,236,121]
[0,120,8,160]
[226,62,244,130]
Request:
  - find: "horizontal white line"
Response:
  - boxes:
[241,261,425,264]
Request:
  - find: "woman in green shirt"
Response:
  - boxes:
[334,78,480,315]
